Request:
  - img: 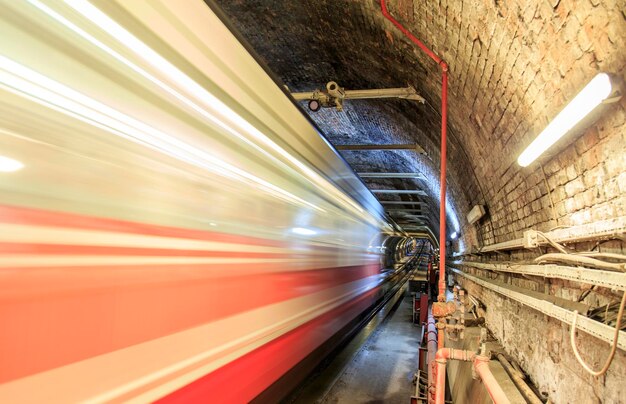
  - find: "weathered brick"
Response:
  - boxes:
[565,178,585,197]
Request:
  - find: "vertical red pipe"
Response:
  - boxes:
[438,70,448,303]
[379,0,449,346]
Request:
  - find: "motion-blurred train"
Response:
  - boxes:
[0,1,427,401]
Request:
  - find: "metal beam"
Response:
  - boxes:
[450,267,626,350]
[459,216,626,255]
[336,144,425,154]
[387,209,426,213]
[358,172,426,180]
[380,201,427,206]
[371,189,427,196]
[452,261,625,291]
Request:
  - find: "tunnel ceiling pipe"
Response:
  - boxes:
[380,0,450,347]
[336,144,426,154]
[291,81,425,112]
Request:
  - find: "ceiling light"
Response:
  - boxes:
[450,231,457,240]
[517,73,613,167]
[0,156,24,172]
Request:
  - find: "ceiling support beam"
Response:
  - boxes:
[336,144,425,154]
[380,201,427,206]
[358,172,426,180]
[371,189,427,196]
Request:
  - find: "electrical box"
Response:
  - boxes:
[523,230,540,248]
[466,204,486,225]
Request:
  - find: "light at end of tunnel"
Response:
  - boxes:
[291,227,317,236]
[450,231,458,240]
[517,73,613,167]
[0,156,24,172]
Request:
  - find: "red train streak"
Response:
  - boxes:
[0,205,380,385]
[0,204,277,247]
[158,287,380,403]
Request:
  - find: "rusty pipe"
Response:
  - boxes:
[379,1,449,346]
[496,354,542,404]
[379,0,446,67]
[433,348,476,404]
[474,356,511,404]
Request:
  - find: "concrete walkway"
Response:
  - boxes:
[318,290,421,403]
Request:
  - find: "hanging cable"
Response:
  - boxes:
[575,252,626,261]
[570,291,626,376]
[536,231,570,254]
[535,253,626,272]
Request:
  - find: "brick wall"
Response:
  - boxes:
[457,264,626,403]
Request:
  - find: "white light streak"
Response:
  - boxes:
[0,55,319,211]
[28,0,377,223]
[0,155,24,172]
[291,227,317,236]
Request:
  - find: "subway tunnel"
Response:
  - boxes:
[0,0,624,403]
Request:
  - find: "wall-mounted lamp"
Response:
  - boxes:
[517,73,618,167]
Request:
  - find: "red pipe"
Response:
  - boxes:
[474,356,511,404]
[432,348,511,404]
[438,70,448,302]
[433,348,476,404]
[379,1,449,337]
[380,1,446,66]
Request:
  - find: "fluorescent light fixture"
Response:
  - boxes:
[0,155,24,172]
[291,227,316,236]
[450,231,458,240]
[518,73,613,167]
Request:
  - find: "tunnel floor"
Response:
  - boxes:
[294,288,422,403]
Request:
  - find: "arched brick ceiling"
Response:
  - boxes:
[213,0,625,244]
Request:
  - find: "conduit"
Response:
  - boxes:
[453,261,626,291]
[380,0,449,341]
[458,216,626,255]
[535,253,626,272]
[451,267,626,350]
